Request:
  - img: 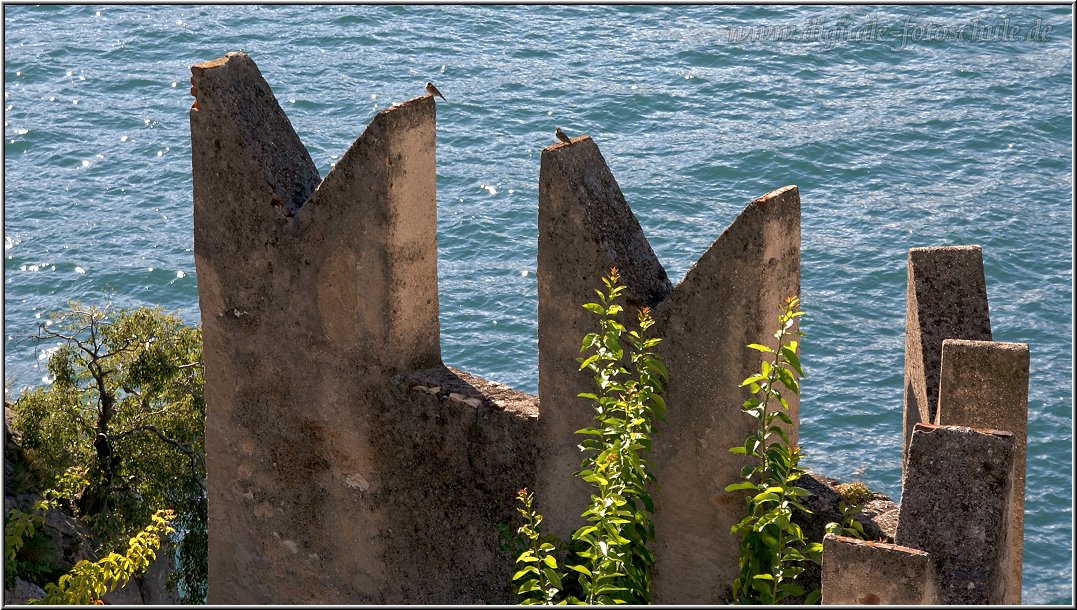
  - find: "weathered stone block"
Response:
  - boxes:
[902,245,991,477]
[896,423,1015,604]
[821,533,938,605]
[536,134,800,603]
[937,338,1029,604]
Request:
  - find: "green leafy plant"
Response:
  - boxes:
[31,509,177,605]
[5,467,174,603]
[5,467,90,590]
[825,502,867,540]
[726,295,821,605]
[512,268,667,605]
[825,482,872,540]
[10,303,206,602]
[512,488,563,604]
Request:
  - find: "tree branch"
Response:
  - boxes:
[112,425,206,495]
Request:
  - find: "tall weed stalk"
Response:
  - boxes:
[726,296,821,604]
[512,268,667,604]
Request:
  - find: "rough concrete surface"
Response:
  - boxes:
[821,533,938,605]
[896,423,1015,604]
[937,338,1029,604]
[902,246,992,478]
[792,473,900,599]
[649,185,800,604]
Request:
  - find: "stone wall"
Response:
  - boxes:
[536,136,800,603]
[191,53,1028,604]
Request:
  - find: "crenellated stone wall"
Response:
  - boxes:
[191,53,1029,605]
[192,53,535,604]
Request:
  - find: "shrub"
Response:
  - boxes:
[9,303,206,602]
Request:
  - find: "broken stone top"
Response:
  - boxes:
[913,422,1013,439]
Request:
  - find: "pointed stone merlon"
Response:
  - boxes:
[902,246,991,478]
[536,133,800,603]
[896,423,1016,605]
[192,51,440,375]
[937,339,1029,604]
[535,135,672,542]
[821,534,939,604]
[649,184,800,604]
[191,52,440,602]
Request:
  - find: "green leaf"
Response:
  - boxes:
[566,564,592,577]
[578,355,600,371]
[542,554,558,569]
[649,394,666,420]
[516,580,542,594]
[781,346,804,377]
[775,367,799,395]
[513,567,538,581]
[739,373,767,387]
[724,481,758,492]
[583,474,608,486]
[583,303,605,315]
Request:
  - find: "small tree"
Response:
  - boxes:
[10,303,206,603]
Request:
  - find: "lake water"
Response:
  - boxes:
[3,4,1072,604]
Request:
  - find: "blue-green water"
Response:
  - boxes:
[3,5,1071,603]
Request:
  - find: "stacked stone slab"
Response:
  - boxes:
[902,246,992,477]
[821,534,938,604]
[537,135,800,603]
[192,52,537,604]
[896,424,1017,604]
[937,338,1030,604]
[898,245,1029,603]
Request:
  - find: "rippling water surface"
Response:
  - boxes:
[3,5,1071,603]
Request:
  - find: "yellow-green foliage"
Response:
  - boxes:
[5,467,89,584]
[31,509,176,605]
[826,482,873,541]
[4,507,44,564]
[512,269,668,605]
[836,481,873,506]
